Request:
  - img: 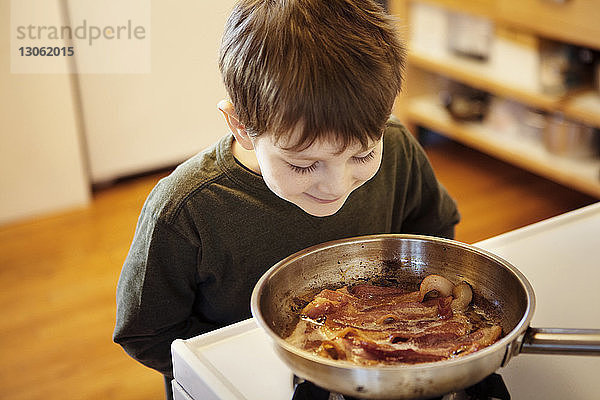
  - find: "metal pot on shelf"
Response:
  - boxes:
[543,114,599,158]
[440,81,490,122]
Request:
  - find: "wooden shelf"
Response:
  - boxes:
[407,95,600,198]
[408,0,600,51]
[411,0,496,20]
[409,49,561,111]
[399,0,600,199]
[563,90,600,130]
[409,50,600,129]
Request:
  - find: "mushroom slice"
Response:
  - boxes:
[451,282,473,311]
[419,274,454,301]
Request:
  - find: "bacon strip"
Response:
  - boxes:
[288,281,502,366]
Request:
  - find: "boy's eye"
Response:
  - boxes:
[288,162,318,174]
[287,150,376,173]
[352,150,375,164]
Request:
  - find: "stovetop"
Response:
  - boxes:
[172,319,296,400]
[172,318,512,400]
[291,374,510,400]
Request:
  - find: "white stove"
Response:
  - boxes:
[172,319,294,399]
[172,203,600,400]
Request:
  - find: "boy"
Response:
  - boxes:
[114,0,460,397]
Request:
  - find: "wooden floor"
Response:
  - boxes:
[0,139,595,400]
[424,138,595,243]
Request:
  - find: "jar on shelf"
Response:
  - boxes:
[520,108,547,142]
[447,11,493,61]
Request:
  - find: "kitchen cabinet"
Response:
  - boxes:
[0,0,90,225]
[2,0,239,224]
[73,0,237,184]
[389,0,600,198]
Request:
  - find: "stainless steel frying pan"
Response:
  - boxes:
[250,234,600,399]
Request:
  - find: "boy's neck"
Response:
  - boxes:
[231,137,261,175]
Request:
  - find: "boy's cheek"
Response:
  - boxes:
[265,166,310,192]
[262,171,303,199]
[359,155,384,182]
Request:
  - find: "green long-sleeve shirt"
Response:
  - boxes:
[113,119,460,377]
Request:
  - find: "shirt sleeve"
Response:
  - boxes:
[397,130,460,239]
[113,205,216,378]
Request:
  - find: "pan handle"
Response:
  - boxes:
[520,327,600,356]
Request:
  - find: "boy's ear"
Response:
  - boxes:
[217,100,254,150]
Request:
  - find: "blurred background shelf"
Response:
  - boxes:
[409,50,600,129]
[408,50,562,112]
[407,95,600,198]
[413,0,600,50]
[391,0,600,198]
[563,90,600,130]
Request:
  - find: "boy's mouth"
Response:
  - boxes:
[304,193,341,204]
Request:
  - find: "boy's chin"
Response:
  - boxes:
[295,200,345,217]
[274,190,348,217]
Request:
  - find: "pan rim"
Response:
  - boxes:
[250,233,536,372]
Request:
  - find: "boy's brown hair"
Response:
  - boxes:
[219,0,405,150]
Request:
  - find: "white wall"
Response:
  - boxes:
[0,0,237,224]
[76,0,236,183]
[0,0,90,226]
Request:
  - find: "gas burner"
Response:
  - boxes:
[291,373,510,400]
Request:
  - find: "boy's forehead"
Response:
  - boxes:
[275,134,378,157]
[264,118,383,155]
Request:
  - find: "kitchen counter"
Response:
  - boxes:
[475,203,600,399]
[172,203,600,399]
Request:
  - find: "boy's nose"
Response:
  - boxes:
[316,166,353,198]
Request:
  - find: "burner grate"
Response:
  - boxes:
[291,373,510,400]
